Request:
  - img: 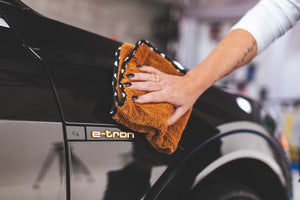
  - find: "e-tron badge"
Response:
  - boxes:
[91,130,134,139]
[86,127,134,140]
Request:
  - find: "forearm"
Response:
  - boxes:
[187,0,300,95]
[187,29,257,92]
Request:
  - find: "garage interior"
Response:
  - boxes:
[21,0,300,198]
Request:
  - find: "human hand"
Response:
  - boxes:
[126,65,202,126]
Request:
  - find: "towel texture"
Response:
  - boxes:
[110,40,192,154]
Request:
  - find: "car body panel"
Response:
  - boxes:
[143,123,291,200]
[68,141,168,200]
[0,120,66,200]
[0,1,121,124]
[0,14,60,122]
[191,121,290,191]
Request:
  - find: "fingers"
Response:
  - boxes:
[130,81,162,91]
[126,65,163,91]
[127,66,163,82]
[167,107,188,126]
[136,65,162,75]
[133,91,166,104]
[128,72,157,82]
[133,91,189,126]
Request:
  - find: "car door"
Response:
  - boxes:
[0,13,66,200]
[29,17,170,200]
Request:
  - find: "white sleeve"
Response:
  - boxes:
[231,0,300,54]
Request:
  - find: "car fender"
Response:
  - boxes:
[145,121,290,200]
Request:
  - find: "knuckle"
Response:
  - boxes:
[145,82,152,89]
[161,78,169,86]
[148,73,155,81]
[137,83,145,90]
[139,73,147,80]
[157,83,163,90]
[164,87,172,95]
[169,91,176,101]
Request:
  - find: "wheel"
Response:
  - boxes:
[188,179,262,200]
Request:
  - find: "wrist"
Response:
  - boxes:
[185,64,215,93]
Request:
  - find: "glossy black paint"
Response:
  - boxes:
[146,129,290,200]
[0,0,24,8]
[0,2,121,124]
[0,19,60,121]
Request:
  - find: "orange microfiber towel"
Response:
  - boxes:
[110,40,192,154]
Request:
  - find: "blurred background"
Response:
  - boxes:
[22,0,300,196]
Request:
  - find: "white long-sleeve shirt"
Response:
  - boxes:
[231,0,300,54]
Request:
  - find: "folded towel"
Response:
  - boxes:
[110,40,192,154]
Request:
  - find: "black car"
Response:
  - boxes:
[0,0,293,200]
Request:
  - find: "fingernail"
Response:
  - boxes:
[126,73,134,78]
[124,82,132,87]
[137,65,142,68]
[132,96,138,100]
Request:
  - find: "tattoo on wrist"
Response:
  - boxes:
[220,40,256,79]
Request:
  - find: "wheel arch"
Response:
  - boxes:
[145,123,291,200]
[190,157,288,200]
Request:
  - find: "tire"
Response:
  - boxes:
[188,179,262,200]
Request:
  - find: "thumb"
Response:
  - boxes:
[167,106,187,126]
